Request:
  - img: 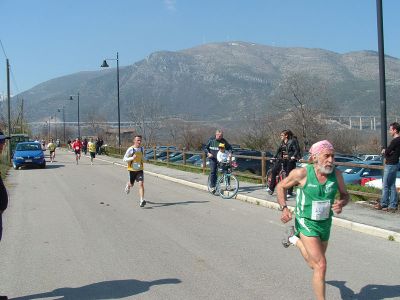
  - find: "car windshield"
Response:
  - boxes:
[16,143,41,151]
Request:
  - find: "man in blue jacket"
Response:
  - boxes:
[204,129,232,193]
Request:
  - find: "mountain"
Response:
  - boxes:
[15,41,400,122]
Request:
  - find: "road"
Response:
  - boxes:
[0,150,400,299]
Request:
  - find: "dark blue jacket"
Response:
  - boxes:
[204,137,232,158]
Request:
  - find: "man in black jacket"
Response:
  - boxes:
[0,132,9,300]
[204,129,232,193]
[375,122,400,212]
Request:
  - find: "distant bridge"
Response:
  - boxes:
[327,115,400,131]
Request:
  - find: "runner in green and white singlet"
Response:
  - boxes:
[294,163,338,241]
[276,140,349,300]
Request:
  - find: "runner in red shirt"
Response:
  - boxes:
[71,138,82,164]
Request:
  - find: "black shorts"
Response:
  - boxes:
[74,150,81,155]
[90,152,96,158]
[50,150,55,154]
[129,170,144,185]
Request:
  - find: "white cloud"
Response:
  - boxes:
[164,0,176,11]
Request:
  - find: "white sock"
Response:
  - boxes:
[289,235,299,246]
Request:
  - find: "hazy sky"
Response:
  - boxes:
[0,0,399,94]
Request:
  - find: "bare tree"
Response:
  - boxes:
[127,97,164,146]
[86,111,107,137]
[164,118,184,146]
[328,129,362,154]
[181,123,212,150]
[273,72,333,150]
[236,113,275,151]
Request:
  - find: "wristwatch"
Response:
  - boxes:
[279,205,288,211]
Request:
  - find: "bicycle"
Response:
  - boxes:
[207,160,239,199]
[266,158,288,193]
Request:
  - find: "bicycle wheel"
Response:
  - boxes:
[278,170,287,183]
[217,174,239,199]
[266,169,273,187]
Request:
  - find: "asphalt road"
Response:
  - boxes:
[1,151,400,300]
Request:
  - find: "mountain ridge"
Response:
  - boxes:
[15,41,400,122]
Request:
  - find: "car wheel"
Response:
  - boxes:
[13,163,19,170]
[40,162,46,169]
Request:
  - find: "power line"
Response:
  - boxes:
[0,39,21,95]
[0,39,8,58]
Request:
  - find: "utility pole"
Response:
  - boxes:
[20,98,24,133]
[6,59,11,162]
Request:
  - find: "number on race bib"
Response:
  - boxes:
[311,200,331,220]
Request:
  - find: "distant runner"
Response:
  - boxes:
[123,135,146,207]
[277,140,349,300]
[71,138,82,164]
[47,138,56,163]
[88,138,96,165]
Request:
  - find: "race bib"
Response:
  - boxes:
[75,146,80,150]
[311,200,331,221]
[133,162,141,170]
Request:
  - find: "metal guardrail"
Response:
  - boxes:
[144,147,383,199]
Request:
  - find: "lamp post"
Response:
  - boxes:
[376,0,387,149]
[58,106,66,144]
[54,113,58,140]
[69,92,80,138]
[101,52,121,152]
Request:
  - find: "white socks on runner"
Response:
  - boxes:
[289,235,299,246]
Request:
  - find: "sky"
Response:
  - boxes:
[0,0,399,94]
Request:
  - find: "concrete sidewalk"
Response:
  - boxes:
[94,154,400,242]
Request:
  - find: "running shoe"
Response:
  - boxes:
[266,187,273,195]
[140,199,146,207]
[282,225,295,248]
[287,193,294,199]
[124,183,130,194]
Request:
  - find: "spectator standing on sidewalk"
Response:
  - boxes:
[375,122,400,212]
[82,138,88,155]
[204,129,232,193]
[0,131,10,300]
[95,138,101,155]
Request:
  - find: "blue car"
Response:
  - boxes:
[13,142,46,169]
[337,160,382,185]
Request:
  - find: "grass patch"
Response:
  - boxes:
[345,184,381,202]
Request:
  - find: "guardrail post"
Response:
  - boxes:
[153,146,156,160]
[202,152,206,174]
[183,150,186,165]
[166,148,170,166]
[261,152,266,186]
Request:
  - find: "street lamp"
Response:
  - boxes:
[101,52,121,151]
[69,92,80,138]
[58,106,66,144]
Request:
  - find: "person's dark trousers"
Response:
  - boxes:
[286,160,297,195]
[268,160,285,192]
[0,213,2,241]
[209,157,218,188]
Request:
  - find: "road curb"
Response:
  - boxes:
[95,155,400,243]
